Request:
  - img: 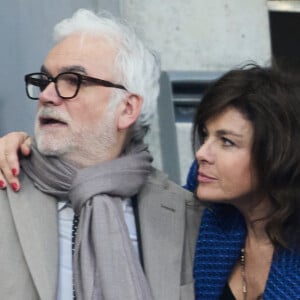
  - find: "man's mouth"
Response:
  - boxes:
[39,116,67,126]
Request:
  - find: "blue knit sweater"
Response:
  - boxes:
[193,205,300,299]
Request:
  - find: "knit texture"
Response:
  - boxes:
[194,205,300,300]
[183,160,198,192]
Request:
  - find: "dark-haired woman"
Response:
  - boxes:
[189,64,300,299]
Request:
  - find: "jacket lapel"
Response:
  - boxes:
[137,169,186,300]
[8,173,58,300]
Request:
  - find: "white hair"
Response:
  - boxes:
[53,9,161,142]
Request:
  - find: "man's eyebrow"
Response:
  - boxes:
[40,65,48,73]
[61,65,87,74]
[40,65,87,75]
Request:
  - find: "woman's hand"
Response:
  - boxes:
[0,132,32,191]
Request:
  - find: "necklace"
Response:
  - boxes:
[240,247,247,300]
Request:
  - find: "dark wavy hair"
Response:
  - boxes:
[193,64,300,250]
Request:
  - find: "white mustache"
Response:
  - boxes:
[36,107,70,124]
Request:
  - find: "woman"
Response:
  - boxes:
[190,64,300,299]
[1,65,300,299]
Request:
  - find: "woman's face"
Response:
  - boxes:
[195,107,257,205]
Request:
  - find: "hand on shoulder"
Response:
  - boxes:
[0,132,31,191]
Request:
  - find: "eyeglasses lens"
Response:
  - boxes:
[26,74,48,99]
[26,72,80,99]
[56,73,80,99]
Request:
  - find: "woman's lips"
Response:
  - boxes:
[197,172,217,183]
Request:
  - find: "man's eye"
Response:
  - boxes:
[80,79,89,86]
[67,78,79,86]
[61,75,79,86]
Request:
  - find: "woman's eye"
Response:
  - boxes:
[221,137,234,146]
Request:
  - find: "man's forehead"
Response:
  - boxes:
[43,33,117,77]
[49,34,115,57]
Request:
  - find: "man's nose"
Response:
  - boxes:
[38,82,63,105]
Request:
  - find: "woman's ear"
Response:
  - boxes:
[117,94,143,130]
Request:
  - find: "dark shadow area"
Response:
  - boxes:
[269,10,300,78]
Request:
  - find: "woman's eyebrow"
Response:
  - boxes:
[216,129,243,138]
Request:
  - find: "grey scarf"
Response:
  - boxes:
[21,142,153,300]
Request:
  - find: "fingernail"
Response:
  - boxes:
[11,182,19,192]
[0,180,5,188]
[12,168,18,176]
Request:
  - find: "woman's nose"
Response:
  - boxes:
[196,140,214,164]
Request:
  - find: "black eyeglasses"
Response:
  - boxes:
[24,72,127,100]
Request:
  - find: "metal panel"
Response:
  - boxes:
[167,71,223,184]
[155,72,181,183]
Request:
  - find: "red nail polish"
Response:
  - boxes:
[0,180,5,188]
[11,182,18,192]
[12,168,18,176]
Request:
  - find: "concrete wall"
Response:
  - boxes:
[121,0,271,71]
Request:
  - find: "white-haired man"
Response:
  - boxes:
[0,9,202,300]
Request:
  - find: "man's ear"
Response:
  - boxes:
[117,94,143,130]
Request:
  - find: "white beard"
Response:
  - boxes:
[34,106,118,166]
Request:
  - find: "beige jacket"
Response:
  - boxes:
[0,168,203,300]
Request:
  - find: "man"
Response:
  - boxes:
[0,9,202,300]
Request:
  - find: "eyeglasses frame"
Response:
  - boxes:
[24,71,127,100]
